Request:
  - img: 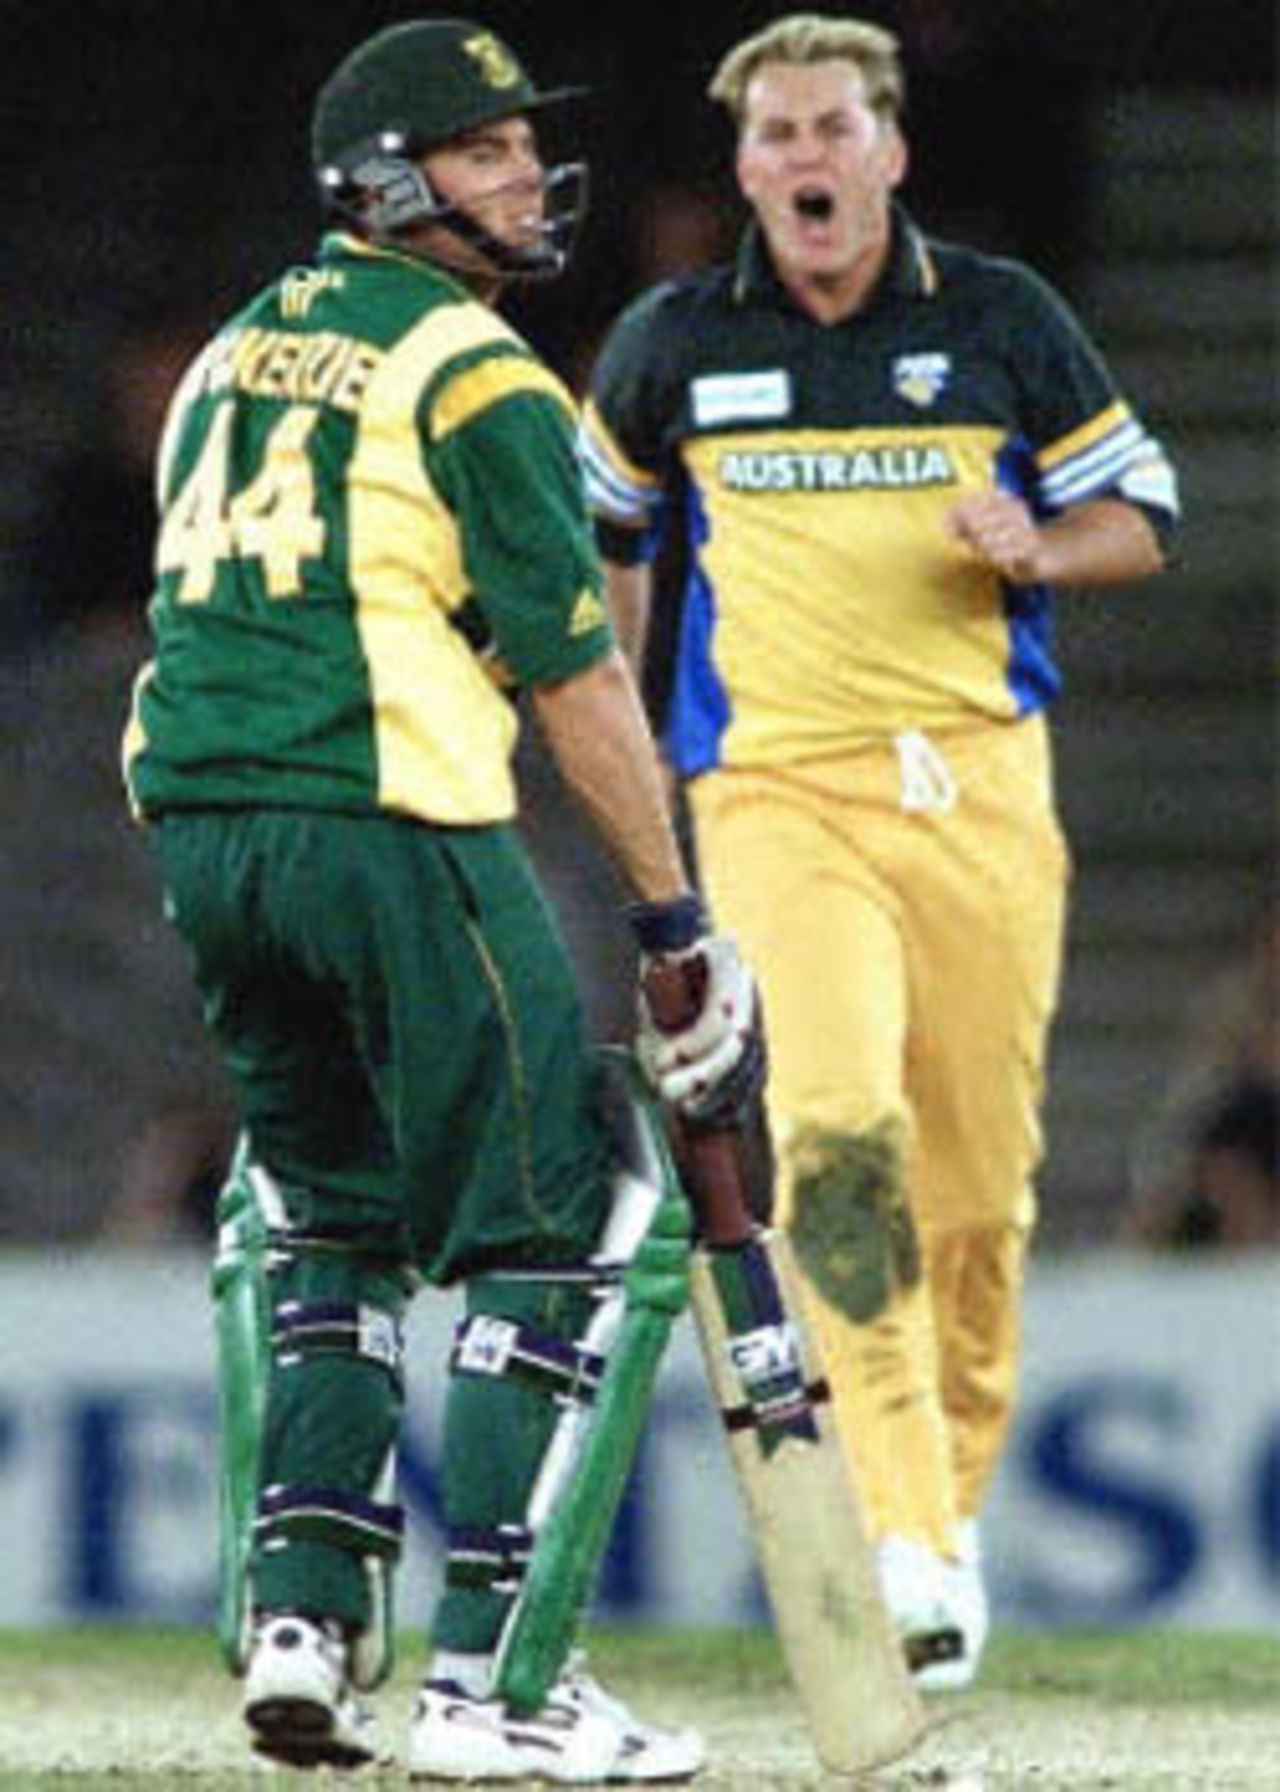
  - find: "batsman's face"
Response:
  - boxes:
[736,61,905,284]
[422,116,547,265]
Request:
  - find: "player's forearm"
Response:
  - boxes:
[602,558,654,674]
[1035,498,1167,586]
[531,649,688,903]
[949,493,1167,588]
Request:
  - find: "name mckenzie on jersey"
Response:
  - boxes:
[719,442,956,494]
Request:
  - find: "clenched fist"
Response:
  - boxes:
[948,490,1046,585]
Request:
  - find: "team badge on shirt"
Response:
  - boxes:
[892,353,952,408]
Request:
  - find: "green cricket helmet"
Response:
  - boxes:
[311,18,588,277]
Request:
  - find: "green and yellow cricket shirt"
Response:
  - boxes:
[125,233,612,825]
[581,208,1179,775]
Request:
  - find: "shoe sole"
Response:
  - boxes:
[406,1768,700,1787]
[407,1738,702,1785]
[406,1745,704,1785]
[247,1695,376,1770]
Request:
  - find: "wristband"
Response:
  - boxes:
[626,893,708,955]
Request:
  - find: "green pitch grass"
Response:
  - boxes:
[1,1625,1277,1705]
[559,1626,1280,1705]
[2,1623,1272,1695]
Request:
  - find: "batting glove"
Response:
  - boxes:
[629,895,766,1130]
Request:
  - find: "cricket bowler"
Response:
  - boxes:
[581,12,1179,1692]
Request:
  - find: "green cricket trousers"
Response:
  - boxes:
[151,806,611,1278]
[151,806,613,1646]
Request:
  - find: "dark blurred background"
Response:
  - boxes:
[0,0,1274,1249]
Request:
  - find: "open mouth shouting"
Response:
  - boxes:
[791,185,838,245]
[795,187,835,221]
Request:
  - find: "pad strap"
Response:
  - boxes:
[445,1522,533,1595]
[272,1299,404,1386]
[450,1314,607,1405]
[255,1482,405,1562]
[470,1265,616,1289]
[263,1230,421,1291]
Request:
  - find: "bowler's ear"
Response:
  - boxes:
[733,139,755,204]
[884,122,908,190]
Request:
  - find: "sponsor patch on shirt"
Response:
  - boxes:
[691,370,793,428]
[568,588,609,636]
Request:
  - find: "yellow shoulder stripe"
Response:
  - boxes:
[418,295,525,362]
[432,354,574,440]
[1037,398,1132,470]
[376,296,525,411]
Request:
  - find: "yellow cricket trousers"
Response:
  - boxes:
[688,717,1069,1552]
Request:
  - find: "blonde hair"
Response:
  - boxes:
[708,14,904,125]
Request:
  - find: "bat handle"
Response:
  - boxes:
[683,1130,754,1248]
[641,958,755,1249]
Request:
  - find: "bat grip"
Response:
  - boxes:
[642,958,754,1249]
[682,1130,753,1248]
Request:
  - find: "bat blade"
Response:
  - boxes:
[689,1223,926,1773]
[639,958,924,1770]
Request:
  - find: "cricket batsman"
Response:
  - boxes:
[122,17,763,1778]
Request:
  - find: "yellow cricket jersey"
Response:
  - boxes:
[581,209,1179,773]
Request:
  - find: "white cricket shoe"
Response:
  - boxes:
[941,1519,990,1689]
[407,1654,705,1783]
[877,1532,986,1693]
[243,1612,382,1769]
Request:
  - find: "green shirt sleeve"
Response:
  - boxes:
[428,360,614,688]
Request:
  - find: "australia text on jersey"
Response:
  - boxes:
[718,443,955,493]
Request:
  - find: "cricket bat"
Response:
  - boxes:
[648,966,926,1774]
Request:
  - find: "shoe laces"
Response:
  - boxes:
[551,1654,643,1735]
[259,1613,349,1674]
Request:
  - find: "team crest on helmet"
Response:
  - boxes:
[892,353,951,409]
[464,30,522,89]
